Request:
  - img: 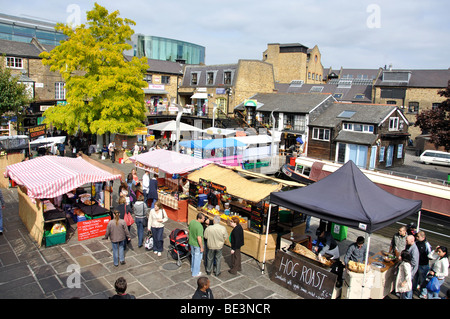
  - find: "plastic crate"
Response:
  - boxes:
[44,231,66,247]
[331,223,348,241]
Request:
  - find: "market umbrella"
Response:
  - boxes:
[146,120,202,132]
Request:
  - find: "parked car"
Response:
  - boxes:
[419,150,450,166]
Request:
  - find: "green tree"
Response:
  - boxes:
[415,80,450,151]
[39,3,149,135]
[0,57,32,133]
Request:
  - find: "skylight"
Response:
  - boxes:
[338,110,356,118]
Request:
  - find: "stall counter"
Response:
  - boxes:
[188,204,277,262]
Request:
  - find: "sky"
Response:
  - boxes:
[3,0,450,70]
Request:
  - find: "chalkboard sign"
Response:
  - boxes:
[270,250,337,299]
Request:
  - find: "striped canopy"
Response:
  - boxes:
[129,149,212,174]
[4,156,121,199]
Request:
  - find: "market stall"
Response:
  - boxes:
[186,164,283,262]
[4,155,122,247]
[180,138,247,166]
[129,149,211,222]
[267,160,422,299]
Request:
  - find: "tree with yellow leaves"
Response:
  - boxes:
[40,3,148,136]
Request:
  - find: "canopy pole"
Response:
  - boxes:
[361,233,371,299]
[416,210,422,232]
[261,203,272,274]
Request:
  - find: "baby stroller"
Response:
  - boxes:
[167,228,190,267]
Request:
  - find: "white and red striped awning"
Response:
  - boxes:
[129,149,212,175]
[4,156,121,199]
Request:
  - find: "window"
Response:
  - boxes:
[6,57,23,69]
[343,123,374,133]
[223,71,233,85]
[161,76,170,84]
[386,100,397,105]
[55,82,65,100]
[312,128,330,141]
[308,72,311,79]
[333,93,343,99]
[432,103,441,110]
[191,72,199,85]
[389,117,399,131]
[144,74,152,83]
[408,102,419,114]
[354,94,365,99]
[310,86,323,93]
[207,72,214,85]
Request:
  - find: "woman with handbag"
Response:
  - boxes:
[424,246,448,299]
[116,196,134,250]
[133,194,149,248]
[103,211,131,267]
[395,250,413,299]
[148,200,168,256]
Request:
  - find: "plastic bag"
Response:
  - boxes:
[144,233,153,250]
[426,276,440,293]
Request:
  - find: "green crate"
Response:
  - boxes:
[44,231,66,247]
[256,161,270,168]
[279,210,292,223]
[243,163,255,169]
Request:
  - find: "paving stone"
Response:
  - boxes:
[39,275,64,294]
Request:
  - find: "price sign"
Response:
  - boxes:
[78,216,111,241]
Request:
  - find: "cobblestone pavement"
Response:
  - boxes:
[0,151,447,300]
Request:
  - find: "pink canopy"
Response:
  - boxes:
[130,149,211,174]
[5,156,121,199]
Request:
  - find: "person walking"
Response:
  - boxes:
[426,246,449,299]
[103,211,131,267]
[414,230,432,297]
[108,141,116,163]
[228,216,244,275]
[142,171,150,204]
[0,189,5,235]
[133,194,149,248]
[204,215,228,276]
[188,212,206,277]
[395,250,413,299]
[116,196,134,251]
[148,200,167,256]
[148,176,158,209]
[109,277,136,299]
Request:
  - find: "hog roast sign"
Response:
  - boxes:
[270,250,337,299]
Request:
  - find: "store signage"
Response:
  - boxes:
[28,124,46,139]
[78,216,111,241]
[216,88,226,94]
[270,250,337,299]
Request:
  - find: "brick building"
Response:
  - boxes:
[262,43,324,85]
[372,68,450,141]
[178,60,276,120]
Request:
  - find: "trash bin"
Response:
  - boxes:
[331,223,347,241]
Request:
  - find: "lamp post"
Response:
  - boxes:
[270,108,279,158]
[212,103,217,128]
[171,99,184,153]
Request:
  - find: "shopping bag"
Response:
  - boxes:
[124,211,134,227]
[426,276,440,293]
[144,233,153,250]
